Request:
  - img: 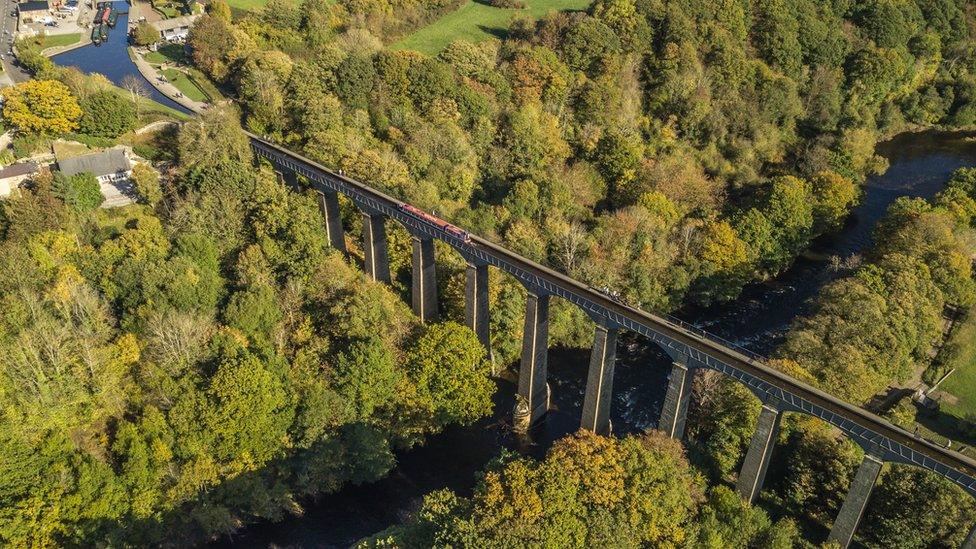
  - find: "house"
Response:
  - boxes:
[0,162,39,197]
[150,15,199,42]
[17,0,50,24]
[58,149,132,184]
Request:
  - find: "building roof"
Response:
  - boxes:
[0,162,38,180]
[58,149,131,178]
[19,1,49,11]
[151,14,199,32]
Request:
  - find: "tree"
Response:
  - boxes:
[121,75,149,118]
[222,284,282,349]
[405,322,494,426]
[178,105,252,176]
[811,170,859,234]
[132,21,159,47]
[861,465,976,548]
[53,172,104,213]
[131,163,162,206]
[0,80,82,135]
[78,90,137,138]
[371,431,796,548]
[208,0,231,20]
[197,347,290,465]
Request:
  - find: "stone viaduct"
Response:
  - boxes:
[249,133,976,548]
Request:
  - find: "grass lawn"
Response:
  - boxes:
[105,83,191,122]
[187,66,226,101]
[161,68,208,102]
[144,44,187,65]
[41,33,83,49]
[52,140,92,160]
[226,0,270,11]
[392,0,590,55]
[938,306,976,419]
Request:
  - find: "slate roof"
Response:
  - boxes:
[0,162,38,180]
[152,14,198,32]
[58,149,131,178]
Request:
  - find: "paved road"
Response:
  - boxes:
[0,0,32,86]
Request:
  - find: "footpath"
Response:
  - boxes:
[130,48,207,113]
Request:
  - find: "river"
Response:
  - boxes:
[49,1,192,115]
[210,130,976,548]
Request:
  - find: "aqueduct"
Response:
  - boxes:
[250,133,976,548]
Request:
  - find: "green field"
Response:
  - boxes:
[226,0,270,11]
[161,68,208,102]
[144,44,187,65]
[938,307,976,419]
[392,0,590,55]
[40,33,82,49]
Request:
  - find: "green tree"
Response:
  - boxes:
[132,21,159,47]
[405,322,494,426]
[131,162,162,206]
[53,172,104,213]
[862,465,976,548]
[78,90,137,138]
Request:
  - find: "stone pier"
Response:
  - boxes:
[317,190,346,253]
[411,236,438,323]
[465,262,491,352]
[580,321,619,435]
[828,452,884,548]
[361,212,391,283]
[735,403,782,503]
[517,290,550,429]
[279,170,300,191]
[659,359,693,439]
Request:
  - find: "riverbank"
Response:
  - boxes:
[39,33,89,56]
[129,46,207,113]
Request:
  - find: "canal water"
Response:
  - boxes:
[50,2,192,115]
[213,129,976,548]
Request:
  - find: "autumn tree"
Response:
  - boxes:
[0,80,82,135]
[132,21,159,47]
[131,163,162,206]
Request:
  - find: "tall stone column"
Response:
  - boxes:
[411,236,438,323]
[279,170,300,191]
[827,452,884,548]
[317,190,346,253]
[465,261,491,352]
[516,290,550,431]
[735,403,782,503]
[361,212,390,283]
[580,321,619,435]
[659,359,693,439]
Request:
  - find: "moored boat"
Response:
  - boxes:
[90,23,102,45]
[107,7,117,27]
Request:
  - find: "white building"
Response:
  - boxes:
[150,15,199,42]
[0,162,39,197]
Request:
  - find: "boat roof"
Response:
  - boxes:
[19,1,49,11]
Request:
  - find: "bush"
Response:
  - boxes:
[78,91,137,139]
[488,0,525,8]
[53,171,104,212]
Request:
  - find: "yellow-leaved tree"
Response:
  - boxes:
[1,79,82,135]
